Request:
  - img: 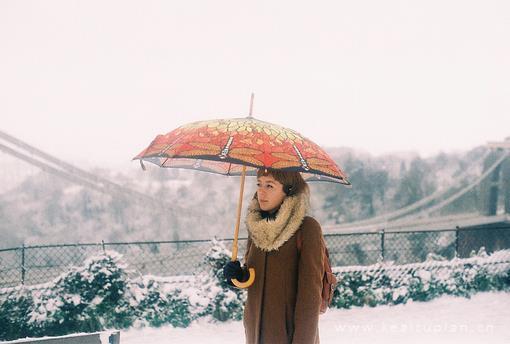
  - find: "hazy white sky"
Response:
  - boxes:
[1,0,509,169]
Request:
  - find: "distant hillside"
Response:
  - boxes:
[0,146,488,249]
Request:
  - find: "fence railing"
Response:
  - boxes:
[1,225,509,288]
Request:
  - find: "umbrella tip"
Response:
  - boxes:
[248,93,255,118]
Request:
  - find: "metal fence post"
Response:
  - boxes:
[455,226,460,258]
[21,244,26,285]
[379,229,385,262]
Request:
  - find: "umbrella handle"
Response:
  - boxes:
[230,164,256,288]
[231,267,255,288]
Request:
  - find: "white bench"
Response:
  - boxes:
[3,331,120,344]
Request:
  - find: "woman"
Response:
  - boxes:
[224,168,325,344]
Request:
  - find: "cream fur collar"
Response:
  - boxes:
[245,191,310,252]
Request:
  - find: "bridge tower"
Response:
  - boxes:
[481,137,510,215]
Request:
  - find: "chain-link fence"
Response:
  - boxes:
[0,239,246,289]
[1,225,509,289]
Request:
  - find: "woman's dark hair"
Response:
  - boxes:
[256,168,309,196]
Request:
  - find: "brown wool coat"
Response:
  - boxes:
[242,194,324,344]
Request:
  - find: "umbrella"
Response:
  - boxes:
[133,95,350,287]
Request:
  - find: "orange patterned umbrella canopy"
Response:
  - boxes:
[133,116,350,185]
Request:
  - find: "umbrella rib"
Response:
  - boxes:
[161,156,169,167]
[159,138,183,167]
[292,144,310,171]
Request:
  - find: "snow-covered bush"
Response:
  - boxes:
[0,290,35,340]
[31,251,132,336]
[332,247,510,309]
[127,277,194,328]
[0,250,133,340]
[0,240,247,341]
[195,238,246,321]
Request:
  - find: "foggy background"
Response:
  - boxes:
[1,0,509,248]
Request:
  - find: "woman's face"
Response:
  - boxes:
[256,174,286,212]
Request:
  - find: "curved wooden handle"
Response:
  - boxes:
[231,267,255,288]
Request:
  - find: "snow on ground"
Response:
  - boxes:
[121,291,510,344]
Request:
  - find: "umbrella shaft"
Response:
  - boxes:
[232,165,247,260]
